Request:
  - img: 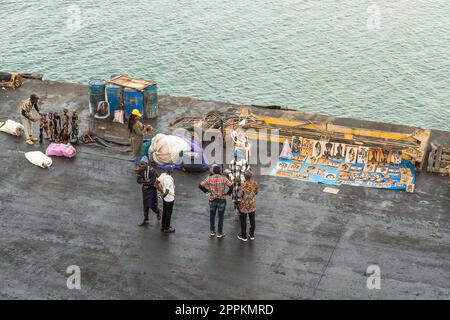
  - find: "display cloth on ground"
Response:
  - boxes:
[271,137,416,192]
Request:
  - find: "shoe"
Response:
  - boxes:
[156,213,161,221]
[210,231,216,238]
[30,136,39,142]
[163,227,175,233]
[249,235,255,241]
[216,233,226,239]
[26,139,34,145]
[138,220,149,227]
[237,235,248,242]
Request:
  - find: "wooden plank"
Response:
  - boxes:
[107,75,156,91]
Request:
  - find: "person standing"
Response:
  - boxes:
[156,166,176,233]
[128,109,153,172]
[20,93,40,145]
[137,156,161,226]
[237,170,259,242]
[199,165,233,239]
[228,151,250,220]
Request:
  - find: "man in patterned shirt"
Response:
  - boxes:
[227,151,250,220]
[19,94,40,145]
[237,170,259,242]
[199,165,233,239]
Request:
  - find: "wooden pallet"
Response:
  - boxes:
[427,144,450,174]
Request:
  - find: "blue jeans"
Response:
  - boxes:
[209,199,227,233]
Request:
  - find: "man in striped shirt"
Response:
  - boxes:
[199,165,233,239]
[19,94,40,145]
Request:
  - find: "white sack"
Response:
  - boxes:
[149,133,190,165]
[25,151,53,168]
[0,120,25,136]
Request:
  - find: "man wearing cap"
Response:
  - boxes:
[199,165,233,239]
[128,109,153,171]
[137,156,161,226]
[156,166,176,233]
[20,94,41,145]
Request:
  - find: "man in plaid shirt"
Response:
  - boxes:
[199,165,233,239]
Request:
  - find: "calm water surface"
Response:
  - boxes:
[1,0,449,129]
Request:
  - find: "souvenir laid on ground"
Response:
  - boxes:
[291,136,302,153]
[45,143,77,158]
[327,161,340,169]
[0,120,25,136]
[345,146,358,163]
[376,148,385,163]
[333,143,346,160]
[364,163,376,173]
[301,139,314,157]
[368,148,377,163]
[390,151,402,165]
[376,165,388,174]
[25,151,52,168]
[324,173,337,180]
[271,150,415,192]
[288,163,302,172]
[312,140,322,158]
[323,187,340,194]
[280,138,293,159]
[293,154,306,162]
[357,147,370,164]
[323,141,334,158]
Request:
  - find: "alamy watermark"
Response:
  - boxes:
[367,4,382,31]
[366,265,381,290]
[66,265,81,290]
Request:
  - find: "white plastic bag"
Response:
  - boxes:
[0,120,25,136]
[25,151,53,168]
[113,110,124,124]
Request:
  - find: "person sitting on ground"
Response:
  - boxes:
[156,166,176,234]
[20,93,41,145]
[199,165,233,239]
[237,170,259,242]
[137,156,161,226]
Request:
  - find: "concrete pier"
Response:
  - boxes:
[0,79,449,299]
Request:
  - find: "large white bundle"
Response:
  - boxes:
[25,151,53,168]
[149,133,190,165]
[0,120,25,136]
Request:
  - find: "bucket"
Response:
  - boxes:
[106,84,122,120]
[123,88,143,120]
[88,80,106,116]
[143,84,158,119]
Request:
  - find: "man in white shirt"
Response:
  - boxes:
[156,166,176,233]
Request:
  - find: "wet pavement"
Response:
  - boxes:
[0,79,449,299]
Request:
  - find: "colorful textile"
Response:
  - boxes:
[238,180,259,214]
[200,174,233,201]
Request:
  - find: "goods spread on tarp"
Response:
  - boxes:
[272,137,416,192]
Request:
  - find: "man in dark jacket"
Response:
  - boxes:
[137,156,161,226]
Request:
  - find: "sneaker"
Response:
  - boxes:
[216,233,226,239]
[249,236,255,241]
[163,227,175,233]
[237,235,248,242]
[26,139,34,145]
[210,231,216,238]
